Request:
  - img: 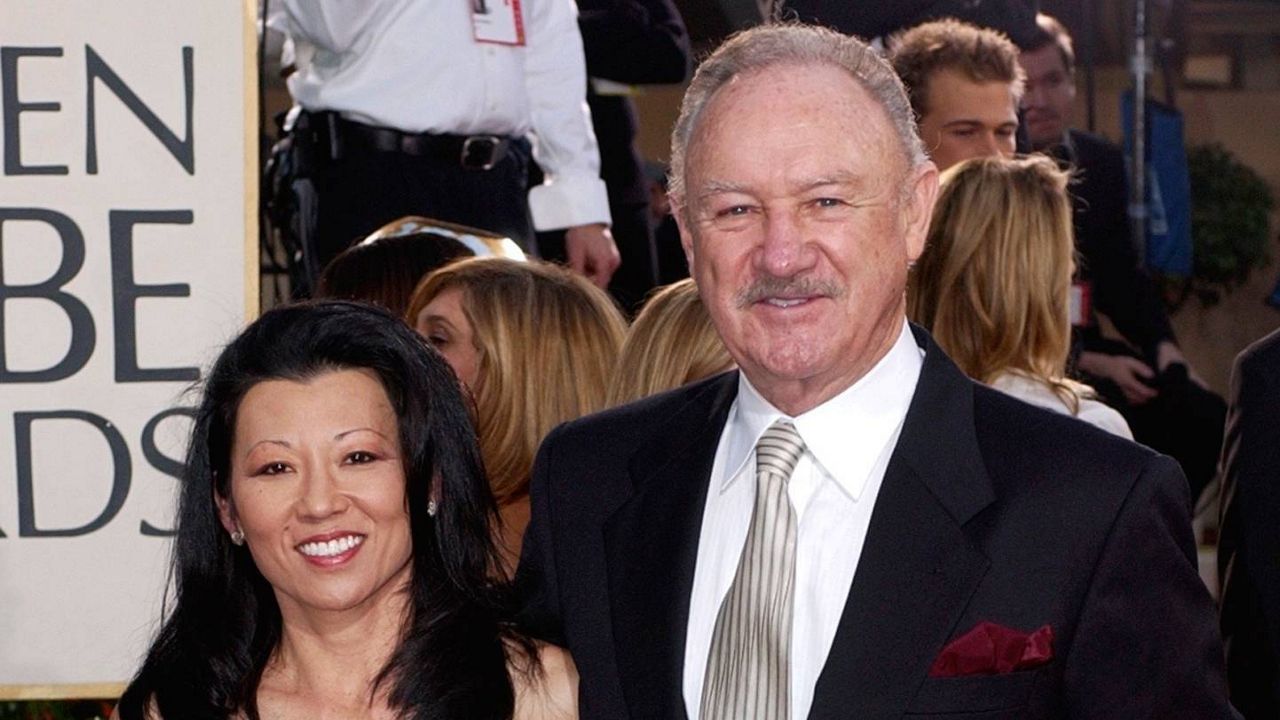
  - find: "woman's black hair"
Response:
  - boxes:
[118,301,524,720]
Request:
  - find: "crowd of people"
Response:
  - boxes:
[107,4,1280,719]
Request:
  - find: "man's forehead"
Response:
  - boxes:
[707,63,875,113]
[688,64,902,158]
[1021,44,1068,76]
[692,170,880,199]
[925,70,1017,120]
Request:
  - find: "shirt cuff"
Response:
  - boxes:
[528,175,612,231]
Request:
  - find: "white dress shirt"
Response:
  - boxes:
[272,0,610,231]
[683,322,924,720]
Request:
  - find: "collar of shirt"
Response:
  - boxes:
[720,321,924,502]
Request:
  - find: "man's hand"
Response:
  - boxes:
[1155,340,1185,373]
[1155,340,1208,388]
[564,223,620,288]
[1079,350,1158,405]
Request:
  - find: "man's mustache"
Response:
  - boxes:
[735,275,843,308]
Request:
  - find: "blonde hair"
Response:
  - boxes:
[407,258,627,503]
[608,279,734,406]
[908,154,1087,413]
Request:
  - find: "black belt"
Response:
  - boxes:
[330,115,511,171]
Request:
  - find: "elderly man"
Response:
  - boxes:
[518,24,1234,719]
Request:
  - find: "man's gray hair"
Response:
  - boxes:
[669,23,927,204]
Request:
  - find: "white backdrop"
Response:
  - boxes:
[0,0,256,695]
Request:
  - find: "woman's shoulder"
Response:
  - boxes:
[988,371,1133,440]
[1074,395,1134,440]
[988,370,1063,410]
[510,641,578,720]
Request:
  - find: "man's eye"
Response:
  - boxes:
[814,197,844,208]
[718,205,752,217]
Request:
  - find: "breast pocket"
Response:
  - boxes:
[903,668,1041,719]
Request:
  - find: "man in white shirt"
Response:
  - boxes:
[518,23,1234,720]
[273,0,619,286]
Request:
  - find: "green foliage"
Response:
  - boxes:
[1187,142,1275,306]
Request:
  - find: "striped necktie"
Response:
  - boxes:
[700,418,805,720]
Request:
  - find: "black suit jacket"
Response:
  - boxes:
[1218,327,1280,718]
[1061,129,1176,362]
[518,328,1234,719]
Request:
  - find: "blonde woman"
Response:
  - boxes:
[408,258,627,573]
[908,155,1131,438]
[607,279,734,406]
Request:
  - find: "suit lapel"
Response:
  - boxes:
[809,328,995,719]
[604,374,738,720]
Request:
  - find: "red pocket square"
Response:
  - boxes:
[929,621,1054,677]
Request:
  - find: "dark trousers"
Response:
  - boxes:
[607,200,659,312]
[1082,339,1228,504]
[311,139,534,272]
[538,200,657,314]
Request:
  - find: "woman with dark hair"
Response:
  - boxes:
[114,301,574,719]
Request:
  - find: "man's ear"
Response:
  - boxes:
[216,492,238,535]
[903,161,940,263]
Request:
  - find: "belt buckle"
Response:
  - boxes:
[461,135,502,171]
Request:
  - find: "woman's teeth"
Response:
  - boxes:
[298,535,364,557]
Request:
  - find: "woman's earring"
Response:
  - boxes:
[230,528,245,545]
[427,499,438,517]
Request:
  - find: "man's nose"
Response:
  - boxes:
[1022,84,1047,110]
[981,132,1006,157]
[757,209,816,277]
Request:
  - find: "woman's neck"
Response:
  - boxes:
[265,577,410,711]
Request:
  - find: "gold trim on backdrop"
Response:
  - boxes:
[244,0,261,320]
[0,684,124,701]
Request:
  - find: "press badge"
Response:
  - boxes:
[1070,281,1092,327]
[472,0,525,46]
